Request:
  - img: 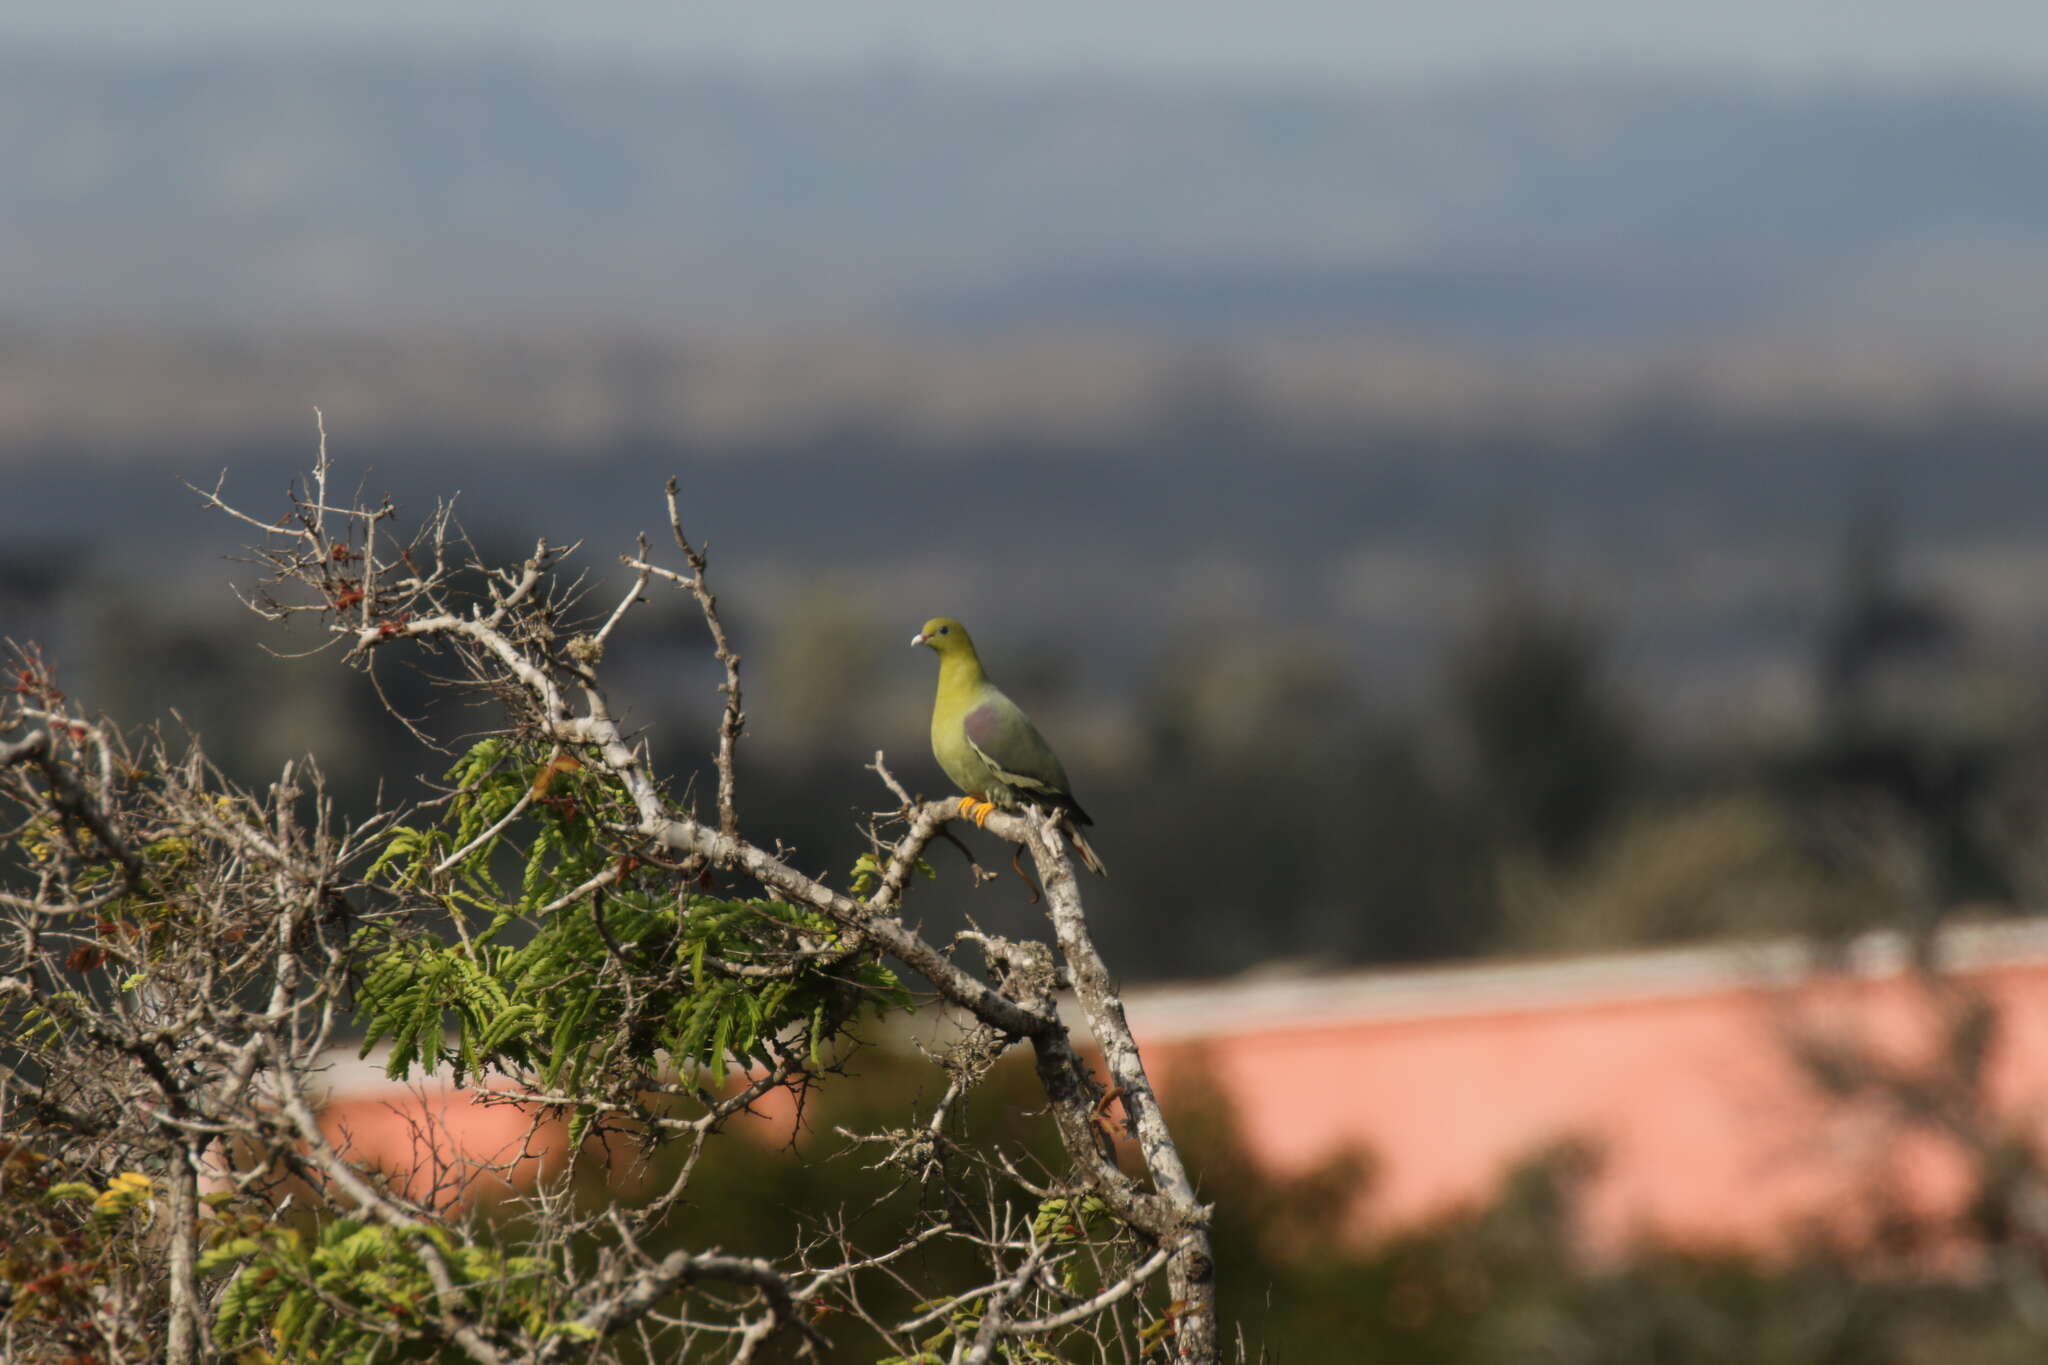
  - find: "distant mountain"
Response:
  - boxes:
[7,53,2048,340]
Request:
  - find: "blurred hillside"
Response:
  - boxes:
[11,328,2048,722]
[12,337,2048,979]
[9,53,2048,339]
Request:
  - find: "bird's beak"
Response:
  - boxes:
[910,632,927,647]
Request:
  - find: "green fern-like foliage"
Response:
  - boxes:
[206,1216,561,1362]
[354,740,908,1123]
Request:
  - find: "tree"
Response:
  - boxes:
[0,435,1217,1363]
[1448,571,1635,869]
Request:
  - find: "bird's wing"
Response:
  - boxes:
[962,692,1072,803]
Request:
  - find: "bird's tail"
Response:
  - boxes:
[1064,819,1109,878]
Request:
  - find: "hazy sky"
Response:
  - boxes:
[12,0,2048,86]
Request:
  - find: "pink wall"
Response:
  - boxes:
[1139,952,2048,1254]
[319,1087,565,1206]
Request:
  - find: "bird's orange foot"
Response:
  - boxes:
[1090,1085,1130,1146]
[957,796,999,827]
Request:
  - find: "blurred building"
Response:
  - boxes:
[1127,920,2048,1256]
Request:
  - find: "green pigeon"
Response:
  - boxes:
[912,617,1108,876]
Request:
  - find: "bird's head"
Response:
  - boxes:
[911,617,974,657]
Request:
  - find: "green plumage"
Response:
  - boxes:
[913,617,1107,875]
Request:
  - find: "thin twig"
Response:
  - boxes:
[662,479,745,840]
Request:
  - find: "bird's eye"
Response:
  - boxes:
[938,625,950,635]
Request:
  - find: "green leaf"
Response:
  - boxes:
[198,1237,265,1275]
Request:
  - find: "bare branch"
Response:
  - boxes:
[660,478,745,839]
[1006,1242,1176,1333]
